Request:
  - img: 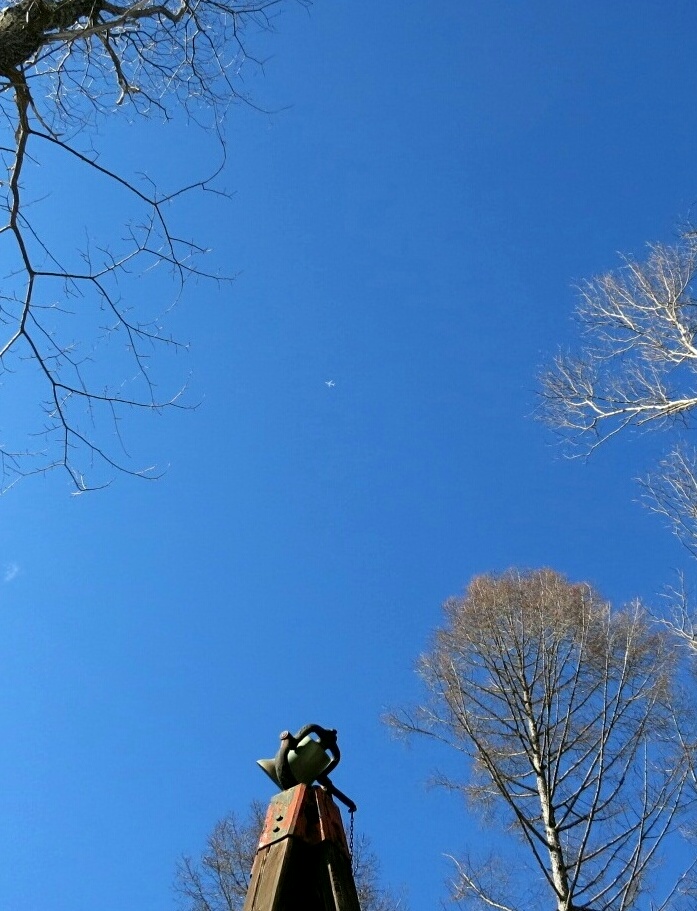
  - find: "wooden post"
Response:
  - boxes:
[243,785,361,911]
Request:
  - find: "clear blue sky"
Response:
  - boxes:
[1,2,697,908]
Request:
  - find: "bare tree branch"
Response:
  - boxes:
[0,0,305,491]
[655,574,697,656]
[541,235,697,448]
[539,232,697,567]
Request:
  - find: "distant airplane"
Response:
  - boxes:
[325,380,335,387]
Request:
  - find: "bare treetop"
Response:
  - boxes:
[0,0,301,491]
[541,234,697,449]
[540,231,697,559]
[389,569,694,911]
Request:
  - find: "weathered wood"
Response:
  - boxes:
[318,840,361,911]
[242,785,361,911]
[243,837,295,911]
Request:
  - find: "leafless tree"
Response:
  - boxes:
[539,231,697,666]
[388,569,694,911]
[0,0,302,492]
[174,799,407,911]
[175,800,266,911]
[540,232,697,551]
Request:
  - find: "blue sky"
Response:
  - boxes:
[2,2,697,908]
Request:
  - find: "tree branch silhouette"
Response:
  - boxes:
[0,0,301,491]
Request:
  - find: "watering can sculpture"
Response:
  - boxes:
[244,724,361,911]
[257,723,356,811]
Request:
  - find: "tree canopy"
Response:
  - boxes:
[389,568,694,911]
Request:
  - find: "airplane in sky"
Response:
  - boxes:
[325,380,335,388]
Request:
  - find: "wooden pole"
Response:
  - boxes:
[243,785,361,911]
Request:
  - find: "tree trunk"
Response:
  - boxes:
[0,0,97,73]
[522,683,572,911]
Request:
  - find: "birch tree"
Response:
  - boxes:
[540,232,697,554]
[0,0,302,491]
[540,231,697,666]
[389,569,693,911]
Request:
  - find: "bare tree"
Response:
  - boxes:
[540,232,697,551]
[0,0,302,491]
[175,800,266,911]
[388,569,693,911]
[174,799,406,911]
[539,231,697,663]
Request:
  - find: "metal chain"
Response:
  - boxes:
[349,808,355,871]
